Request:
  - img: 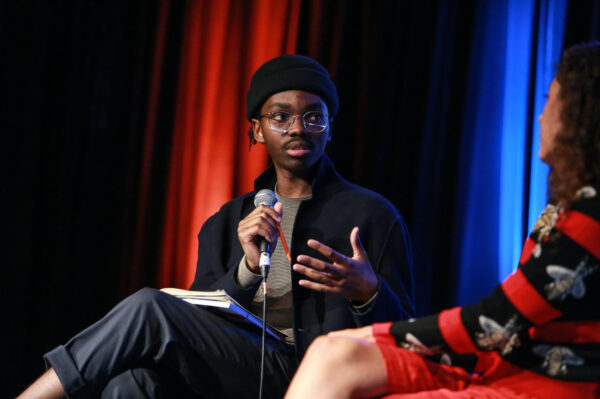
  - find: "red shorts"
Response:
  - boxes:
[375,343,598,398]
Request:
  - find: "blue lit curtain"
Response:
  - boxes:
[453,0,567,305]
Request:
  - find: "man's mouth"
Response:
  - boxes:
[284,141,313,157]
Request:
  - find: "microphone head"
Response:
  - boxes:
[254,189,277,208]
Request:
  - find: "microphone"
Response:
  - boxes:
[253,189,277,278]
[253,189,277,399]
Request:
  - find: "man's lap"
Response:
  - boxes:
[45,288,296,399]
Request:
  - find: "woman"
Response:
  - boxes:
[285,42,600,399]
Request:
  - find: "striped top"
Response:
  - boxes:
[373,186,600,383]
[236,192,311,343]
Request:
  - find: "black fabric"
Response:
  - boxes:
[382,192,600,382]
[245,54,339,120]
[190,154,415,358]
[100,368,194,399]
[45,288,297,399]
[42,153,412,397]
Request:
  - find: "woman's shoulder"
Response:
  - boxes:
[570,186,600,221]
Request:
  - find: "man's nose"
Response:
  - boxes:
[287,115,305,134]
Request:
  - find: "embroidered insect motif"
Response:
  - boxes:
[533,345,584,377]
[544,257,598,301]
[475,314,521,355]
[533,244,542,258]
[439,353,452,366]
[531,204,558,242]
[401,333,445,357]
[576,186,597,199]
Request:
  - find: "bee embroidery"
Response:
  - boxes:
[531,204,558,242]
[475,315,521,355]
[533,345,584,377]
[575,186,597,199]
[533,244,542,258]
[544,257,598,302]
[439,353,452,366]
[401,333,445,357]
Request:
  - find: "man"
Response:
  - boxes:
[19,54,414,399]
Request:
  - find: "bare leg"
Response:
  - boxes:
[285,335,388,399]
[17,368,66,399]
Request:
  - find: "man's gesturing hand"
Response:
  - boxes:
[293,227,378,302]
[237,202,283,274]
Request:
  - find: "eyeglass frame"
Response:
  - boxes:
[258,111,331,134]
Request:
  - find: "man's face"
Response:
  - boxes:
[252,90,330,174]
[538,78,562,165]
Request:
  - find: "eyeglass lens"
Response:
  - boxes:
[268,112,328,133]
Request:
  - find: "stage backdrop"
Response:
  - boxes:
[4,0,599,396]
[150,0,594,312]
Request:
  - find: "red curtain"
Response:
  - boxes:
[159,0,301,288]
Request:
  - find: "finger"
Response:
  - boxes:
[238,222,278,248]
[249,204,282,223]
[239,211,280,232]
[350,227,367,260]
[297,278,339,294]
[256,226,279,244]
[273,201,283,216]
[293,262,340,282]
[238,215,277,237]
[307,239,347,264]
[295,255,343,278]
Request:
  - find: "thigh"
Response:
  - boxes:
[377,348,533,399]
[377,344,473,394]
[100,367,196,399]
[171,304,297,399]
[381,386,534,399]
[53,288,296,399]
[123,289,297,399]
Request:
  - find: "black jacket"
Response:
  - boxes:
[190,154,415,358]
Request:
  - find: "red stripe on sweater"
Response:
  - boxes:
[555,210,600,260]
[373,322,396,346]
[519,237,536,265]
[529,321,600,343]
[438,307,478,353]
[501,269,562,324]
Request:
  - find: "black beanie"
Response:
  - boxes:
[246,54,339,121]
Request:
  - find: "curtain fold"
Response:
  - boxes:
[159,0,301,288]
[452,0,569,306]
[5,1,598,395]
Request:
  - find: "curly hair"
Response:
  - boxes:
[548,41,600,208]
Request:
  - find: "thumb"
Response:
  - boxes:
[273,201,283,217]
[350,227,367,260]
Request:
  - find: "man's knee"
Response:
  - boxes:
[125,287,167,309]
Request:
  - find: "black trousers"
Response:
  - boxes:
[44,288,298,399]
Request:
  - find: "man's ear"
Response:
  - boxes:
[327,120,333,142]
[251,119,265,143]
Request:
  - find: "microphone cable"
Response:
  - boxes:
[253,188,291,399]
[258,224,290,399]
[258,275,268,399]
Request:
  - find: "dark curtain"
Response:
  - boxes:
[296,0,599,314]
[3,0,599,397]
[3,1,184,395]
[296,0,478,314]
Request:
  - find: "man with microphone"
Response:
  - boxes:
[19,55,415,399]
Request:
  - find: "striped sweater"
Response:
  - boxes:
[374,186,600,383]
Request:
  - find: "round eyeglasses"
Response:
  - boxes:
[259,111,330,133]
